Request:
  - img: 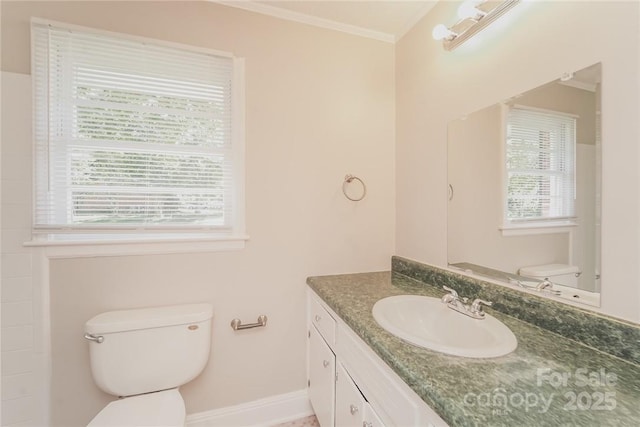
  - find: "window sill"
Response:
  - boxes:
[499,221,577,237]
[24,235,249,258]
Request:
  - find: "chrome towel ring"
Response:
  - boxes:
[343,174,366,202]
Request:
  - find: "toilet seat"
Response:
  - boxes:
[87,388,185,427]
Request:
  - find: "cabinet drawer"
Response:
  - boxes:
[310,294,336,345]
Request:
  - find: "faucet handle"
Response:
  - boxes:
[470,299,493,316]
[442,286,458,298]
[536,279,553,291]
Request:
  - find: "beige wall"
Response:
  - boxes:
[517,81,597,145]
[396,0,640,322]
[1,2,395,426]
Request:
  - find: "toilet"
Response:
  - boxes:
[518,263,581,288]
[84,303,213,426]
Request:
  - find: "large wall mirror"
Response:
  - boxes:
[447,63,601,307]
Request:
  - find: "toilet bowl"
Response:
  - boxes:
[87,389,185,427]
[84,304,213,426]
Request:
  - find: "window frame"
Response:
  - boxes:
[29,18,247,251]
[500,104,577,236]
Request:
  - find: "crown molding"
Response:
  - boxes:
[211,1,396,43]
[396,1,437,42]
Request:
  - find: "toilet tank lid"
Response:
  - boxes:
[519,264,580,277]
[85,303,213,335]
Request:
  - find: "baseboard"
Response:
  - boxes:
[185,389,313,427]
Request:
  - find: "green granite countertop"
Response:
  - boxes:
[307,271,640,427]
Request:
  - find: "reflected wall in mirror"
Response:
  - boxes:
[447,63,601,307]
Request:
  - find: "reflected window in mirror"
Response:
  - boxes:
[447,63,602,307]
[504,107,577,230]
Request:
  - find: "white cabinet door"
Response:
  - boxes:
[309,326,336,427]
[363,403,386,427]
[335,362,365,427]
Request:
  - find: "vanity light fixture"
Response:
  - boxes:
[457,0,487,20]
[432,24,458,42]
[432,0,521,51]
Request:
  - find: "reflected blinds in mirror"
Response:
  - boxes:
[506,107,576,223]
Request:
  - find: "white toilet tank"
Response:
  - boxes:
[85,303,213,397]
[519,263,581,287]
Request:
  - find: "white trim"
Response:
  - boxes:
[500,222,576,236]
[34,249,52,427]
[212,1,395,43]
[24,235,249,258]
[232,57,247,238]
[185,389,313,427]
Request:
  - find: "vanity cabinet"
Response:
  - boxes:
[308,325,335,427]
[309,293,385,427]
[307,289,448,427]
[307,289,447,427]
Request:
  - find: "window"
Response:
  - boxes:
[31,20,245,243]
[504,106,576,229]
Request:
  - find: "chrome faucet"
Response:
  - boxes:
[441,285,460,304]
[469,299,493,318]
[536,279,559,294]
[510,277,561,296]
[441,286,492,319]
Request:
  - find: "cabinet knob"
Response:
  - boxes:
[315,315,321,322]
[350,404,359,415]
[323,360,330,368]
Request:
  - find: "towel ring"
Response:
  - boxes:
[342,174,366,202]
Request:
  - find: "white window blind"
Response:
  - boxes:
[32,21,243,235]
[505,107,576,224]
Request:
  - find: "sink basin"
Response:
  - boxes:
[372,295,517,358]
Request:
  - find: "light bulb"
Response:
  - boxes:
[457,0,486,20]
[432,24,454,41]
